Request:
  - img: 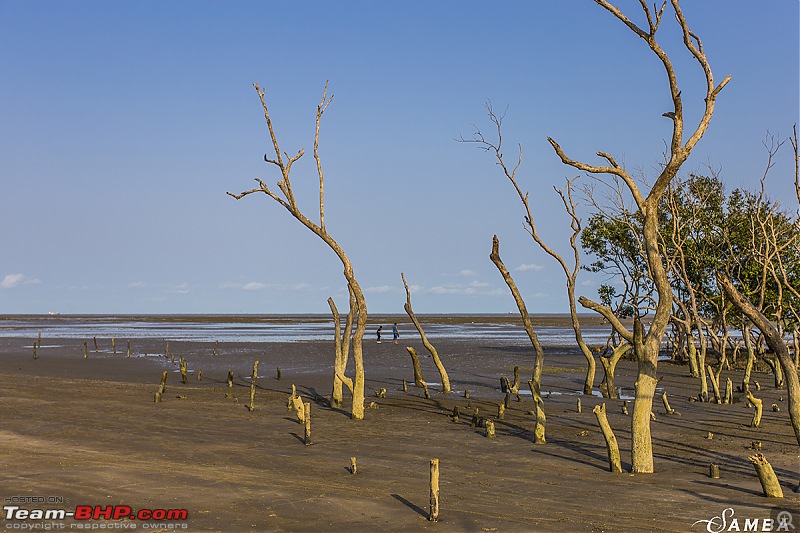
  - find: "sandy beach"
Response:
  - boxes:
[0,315,797,532]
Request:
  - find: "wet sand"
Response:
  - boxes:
[0,324,797,532]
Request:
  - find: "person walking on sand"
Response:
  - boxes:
[376,325,382,344]
[392,323,399,345]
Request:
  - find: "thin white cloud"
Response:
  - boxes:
[365,285,395,294]
[171,283,190,294]
[1,274,41,289]
[458,269,478,277]
[220,281,313,292]
[516,263,544,272]
[468,280,489,288]
[128,281,147,289]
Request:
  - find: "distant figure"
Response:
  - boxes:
[392,323,399,345]
[376,325,383,344]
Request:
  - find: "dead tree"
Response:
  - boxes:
[489,235,545,387]
[463,109,595,395]
[228,82,368,420]
[550,0,730,473]
[401,273,450,393]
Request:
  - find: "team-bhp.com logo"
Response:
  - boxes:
[4,504,188,521]
[692,507,795,532]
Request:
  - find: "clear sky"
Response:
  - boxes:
[1,1,797,315]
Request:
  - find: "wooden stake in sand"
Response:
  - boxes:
[429,459,440,522]
[288,384,297,410]
[748,453,783,498]
[213,340,218,357]
[592,403,622,473]
[249,360,259,412]
[303,402,312,445]
[33,342,37,360]
[746,390,763,427]
[179,357,188,384]
[165,341,169,359]
[198,369,202,382]
[350,456,357,474]
[451,406,459,423]
[93,337,99,353]
[276,366,281,380]
[577,398,582,414]
[83,341,88,359]
[154,370,168,403]
[498,403,505,420]
[112,337,116,354]
[127,339,131,358]
[402,379,408,392]
[227,370,234,388]
[709,463,720,479]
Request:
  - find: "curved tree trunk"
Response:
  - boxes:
[490,236,545,386]
[402,273,450,393]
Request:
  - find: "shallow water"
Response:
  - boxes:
[1,315,615,346]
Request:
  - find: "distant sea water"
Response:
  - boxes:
[0,314,616,346]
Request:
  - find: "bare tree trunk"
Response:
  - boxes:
[490,236,545,386]
[742,321,756,392]
[719,273,800,445]
[600,341,630,399]
[749,454,784,498]
[402,273,450,393]
[429,459,440,522]
[405,347,425,387]
[328,290,355,407]
[593,403,622,473]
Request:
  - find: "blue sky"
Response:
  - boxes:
[0,1,797,314]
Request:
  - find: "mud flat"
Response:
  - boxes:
[0,317,797,532]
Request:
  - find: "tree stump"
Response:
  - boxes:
[198,369,202,382]
[528,379,546,444]
[350,457,357,474]
[464,389,470,399]
[126,339,131,358]
[213,340,218,357]
[592,403,622,473]
[227,370,234,388]
[429,459,440,522]
[93,337,99,353]
[405,346,425,387]
[724,378,733,404]
[485,419,496,438]
[402,379,407,392]
[577,398,582,413]
[112,337,116,354]
[451,406,459,423]
[498,403,505,420]
[249,360,259,411]
[748,453,783,498]
[276,366,281,380]
[621,401,629,415]
[179,358,188,384]
[709,463,720,479]
[83,341,88,359]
